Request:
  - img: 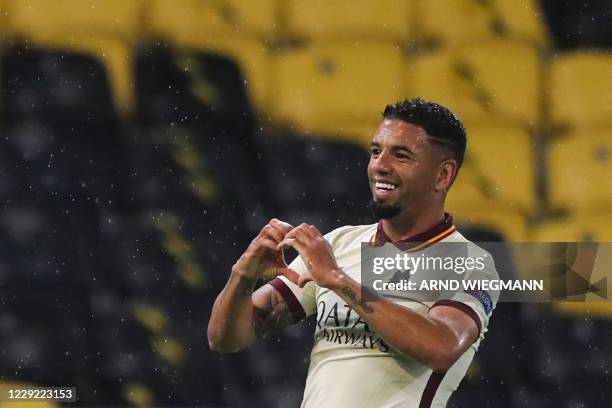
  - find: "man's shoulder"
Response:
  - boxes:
[324,223,378,249]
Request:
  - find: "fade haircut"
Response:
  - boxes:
[382,98,467,168]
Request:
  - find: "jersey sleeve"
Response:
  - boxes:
[430,252,499,337]
[266,226,350,321]
[268,254,318,321]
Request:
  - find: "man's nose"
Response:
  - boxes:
[370,151,393,174]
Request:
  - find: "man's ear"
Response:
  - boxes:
[435,159,458,191]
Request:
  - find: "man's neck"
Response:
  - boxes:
[381,205,446,242]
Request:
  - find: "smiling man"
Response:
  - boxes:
[208,99,499,408]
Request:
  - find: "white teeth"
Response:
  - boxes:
[375,182,397,191]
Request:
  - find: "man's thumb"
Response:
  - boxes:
[298,273,313,288]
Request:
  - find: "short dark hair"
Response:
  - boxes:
[382,98,467,167]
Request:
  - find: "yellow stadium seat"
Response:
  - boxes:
[0,0,8,40]
[407,41,540,126]
[468,125,535,210]
[413,0,549,47]
[449,151,533,243]
[548,128,612,211]
[553,302,612,319]
[550,51,612,129]
[284,0,411,42]
[447,156,498,210]
[270,41,405,144]
[146,0,278,40]
[7,0,142,42]
[533,213,612,242]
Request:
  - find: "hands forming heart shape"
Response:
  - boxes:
[232,219,340,289]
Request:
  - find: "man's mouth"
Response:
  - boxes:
[374,181,398,191]
[373,181,398,198]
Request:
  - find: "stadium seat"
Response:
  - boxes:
[548,128,612,211]
[2,37,133,114]
[550,51,612,129]
[553,302,612,319]
[284,0,411,42]
[407,41,540,127]
[259,131,372,229]
[0,0,9,41]
[532,213,612,242]
[413,0,549,47]
[146,0,278,40]
[446,125,535,214]
[7,0,142,41]
[1,45,115,121]
[135,44,255,128]
[271,42,404,144]
[470,125,535,210]
[141,31,270,115]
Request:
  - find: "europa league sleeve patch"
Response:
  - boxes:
[464,288,494,315]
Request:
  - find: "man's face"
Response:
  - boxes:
[367,119,445,219]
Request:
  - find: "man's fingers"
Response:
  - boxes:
[277,267,312,289]
[251,237,278,253]
[259,224,285,244]
[277,267,300,285]
[269,218,294,236]
[276,235,308,251]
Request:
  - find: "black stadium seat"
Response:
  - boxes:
[258,131,373,232]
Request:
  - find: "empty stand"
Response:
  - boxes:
[408,41,541,126]
[413,0,549,47]
[284,0,411,42]
[271,41,404,144]
[550,51,612,129]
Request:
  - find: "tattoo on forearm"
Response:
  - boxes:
[340,287,374,313]
[235,275,258,296]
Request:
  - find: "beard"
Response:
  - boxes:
[367,199,401,220]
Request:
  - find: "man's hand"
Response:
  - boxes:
[277,223,344,288]
[232,219,300,284]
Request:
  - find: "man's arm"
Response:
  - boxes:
[279,223,480,372]
[332,275,479,372]
[207,219,301,353]
[207,274,296,353]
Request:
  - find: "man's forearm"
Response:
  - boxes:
[329,273,462,371]
[207,271,259,353]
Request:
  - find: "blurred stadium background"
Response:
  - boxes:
[0,0,611,407]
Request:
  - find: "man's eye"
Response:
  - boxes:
[396,153,409,159]
[370,148,380,156]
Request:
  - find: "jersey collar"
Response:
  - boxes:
[373,212,456,251]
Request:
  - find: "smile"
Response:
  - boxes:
[374,181,397,191]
